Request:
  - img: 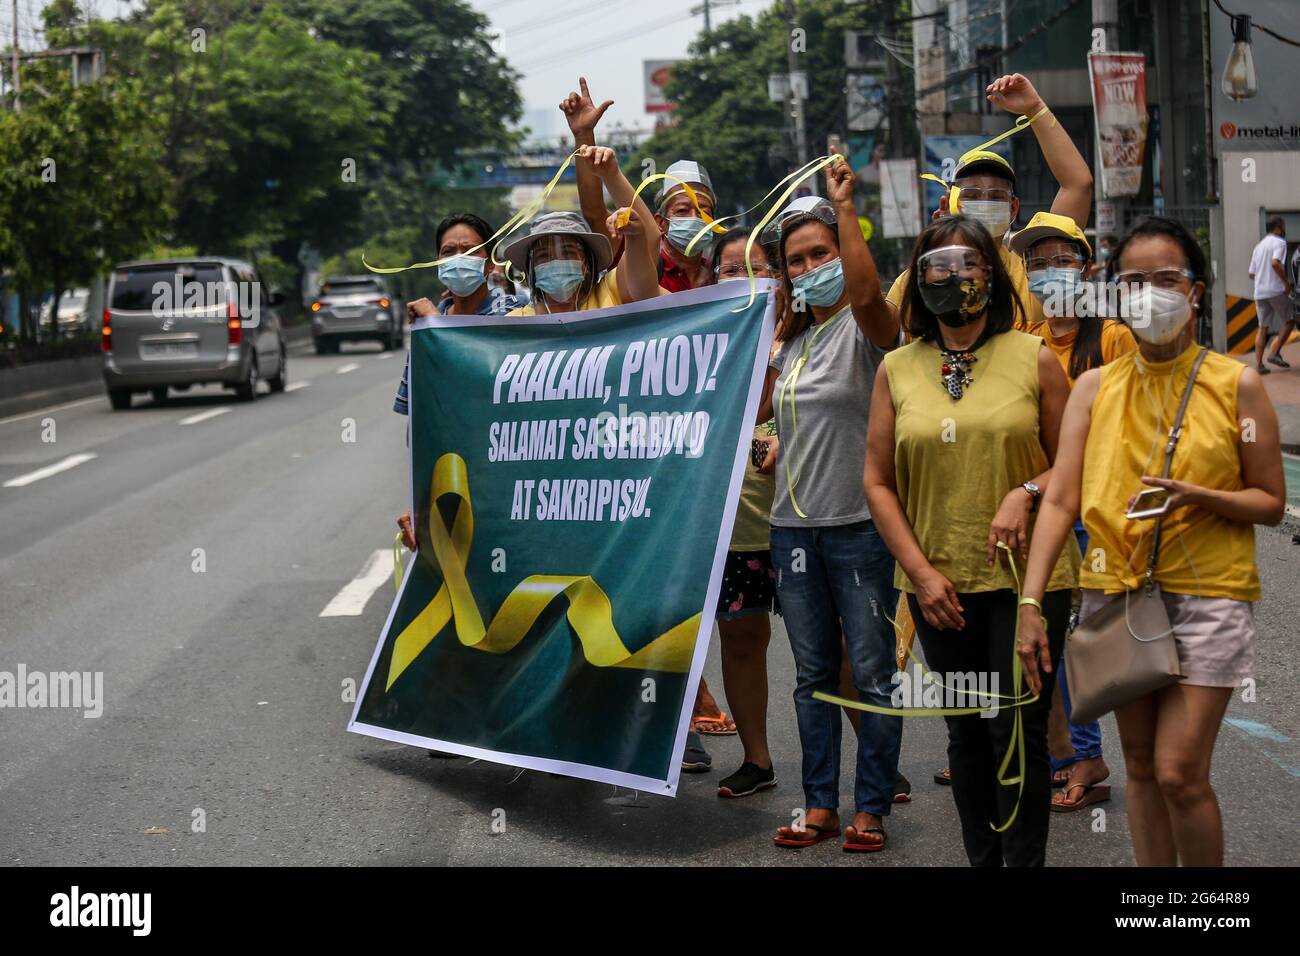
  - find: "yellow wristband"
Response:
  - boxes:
[1017,597,1045,617]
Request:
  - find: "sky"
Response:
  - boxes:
[19,0,765,144]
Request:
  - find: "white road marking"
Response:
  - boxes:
[0,397,100,427]
[4,452,98,488]
[178,407,231,426]
[284,381,310,392]
[375,352,394,361]
[319,549,392,617]
[336,362,361,374]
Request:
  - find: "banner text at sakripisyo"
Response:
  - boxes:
[349,283,776,794]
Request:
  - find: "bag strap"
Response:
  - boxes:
[1144,347,1210,588]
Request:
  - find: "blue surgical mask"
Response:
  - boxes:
[534,260,586,301]
[667,217,708,255]
[791,257,846,307]
[1027,267,1084,303]
[437,255,486,297]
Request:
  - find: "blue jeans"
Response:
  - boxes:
[771,520,902,816]
[1055,523,1103,770]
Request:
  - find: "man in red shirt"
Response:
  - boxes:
[653,159,719,292]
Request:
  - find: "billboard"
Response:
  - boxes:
[1087,52,1149,198]
[644,60,679,114]
[1208,0,1300,152]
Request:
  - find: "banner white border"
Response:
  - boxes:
[347,280,777,796]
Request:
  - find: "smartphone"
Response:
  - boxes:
[1125,487,1170,520]
[751,438,769,469]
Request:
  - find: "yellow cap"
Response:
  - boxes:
[1008,211,1092,258]
[953,149,1015,185]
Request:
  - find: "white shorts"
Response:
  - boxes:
[1079,588,1255,689]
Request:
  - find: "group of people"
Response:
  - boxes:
[393,74,1287,866]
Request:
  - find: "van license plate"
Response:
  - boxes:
[142,342,199,359]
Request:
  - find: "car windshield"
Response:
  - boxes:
[111,264,225,311]
[321,279,383,296]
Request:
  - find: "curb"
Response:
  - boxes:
[0,322,314,421]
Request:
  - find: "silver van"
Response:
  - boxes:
[102,258,287,410]
[310,275,404,354]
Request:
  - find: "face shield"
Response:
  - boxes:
[529,236,591,302]
[918,245,987,284]
[760,198,837,248]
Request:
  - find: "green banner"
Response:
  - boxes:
[349,283,775,794]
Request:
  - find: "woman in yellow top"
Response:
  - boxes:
[864,215,1078,867]
[1010,211,1137,385]
[503,146,665,316]
[1009,211,1136,812]
[1016,217,1286,866]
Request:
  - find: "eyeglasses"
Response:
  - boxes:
[1026,253,1085,271]
[956,187,1013,203]
[718,263,773,279]
[1112,267,1196,290]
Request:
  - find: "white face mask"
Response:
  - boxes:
[1128,285,1193,345]
[961,200,1011,238]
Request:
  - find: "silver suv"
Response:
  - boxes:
[310,275,404,354]
[102,258,287,410]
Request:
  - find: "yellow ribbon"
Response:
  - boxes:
[363,150,584,283]
[616,173,727,235]
[813,542,1035,831]
[918,105,1052,214]
[385,452,699,690]
[393,531,405,594]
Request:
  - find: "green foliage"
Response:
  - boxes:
[0,74,172,342]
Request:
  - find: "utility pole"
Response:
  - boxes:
[1092,0,1121,234]
[11,0,20,112]
[703,0,711,33]
[784,0,813,192]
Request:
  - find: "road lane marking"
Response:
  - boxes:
[3,452,98,488]
[336,362,361,374]
[0,397,100,427]
[376,352,394,361]
[319,549,392,617]
[285,381,310,392]
[178,407,231,426]
[1224,718,1300,777]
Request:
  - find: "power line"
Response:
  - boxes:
[511,7,692,73]
[1211,0,1300,48]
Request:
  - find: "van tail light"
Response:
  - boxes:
[101,310,112,352]
[371,298,390,308]
[227,299,241,345]
[311,301,321,312]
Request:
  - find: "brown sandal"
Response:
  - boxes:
[774,822,841,848]
[1051,782,1111,813]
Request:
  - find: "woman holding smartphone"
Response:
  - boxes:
[1015,217,1286,866]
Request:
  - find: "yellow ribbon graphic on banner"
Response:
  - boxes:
[813,542,1036,831]
[919,105,1051,213]
[386,453,699,690]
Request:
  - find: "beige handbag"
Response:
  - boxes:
[1063,348,1208,724]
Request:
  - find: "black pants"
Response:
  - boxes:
[909,588,1070,867]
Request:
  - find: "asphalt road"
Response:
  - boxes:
[1,339,1297,866]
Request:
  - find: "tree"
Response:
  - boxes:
[0,75,172,344]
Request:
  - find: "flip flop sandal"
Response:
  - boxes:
[773,822,841,848]
[691,713,738,736]
[842,825,887,853]
[1051,782,1112,813]
[933,767,952,786]
[893,773,912,804]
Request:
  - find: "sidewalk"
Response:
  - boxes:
[1244,336,1300,454]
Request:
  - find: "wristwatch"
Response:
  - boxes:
[1021,481,1041,513]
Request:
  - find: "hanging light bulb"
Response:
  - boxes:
[1221,14,1258,101]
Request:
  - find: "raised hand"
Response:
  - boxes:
[559,76,614,136]
[577,144,619,181]
[824,153,855,206]
[986,73,1045,116]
